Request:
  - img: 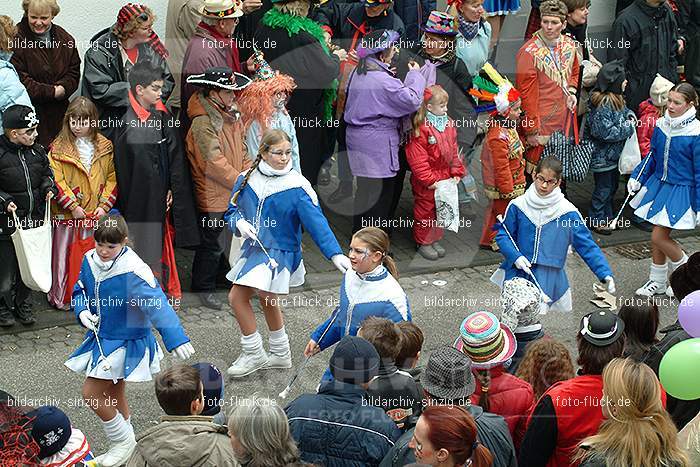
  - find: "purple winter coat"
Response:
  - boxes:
[344,58,425,178]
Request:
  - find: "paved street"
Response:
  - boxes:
[2,235,699,453]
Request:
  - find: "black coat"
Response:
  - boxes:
[313,2,405,49]
[609,0,679,112]
[0,135,56,237]
[678,0,700,90]
[395,46,477,149]
[253,16,341,185]
[642,320,700,430]
[82,28,175,132]
[111,104,199,266]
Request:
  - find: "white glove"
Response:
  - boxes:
[173,342,195,360]
[627,178,641,194]
[514,256,532,275]
[331,254,352,274]
[604,276,616,294]
[236,218,258,241]
[78,310,99,331]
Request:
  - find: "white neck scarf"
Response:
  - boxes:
[663,106,697,129]
[91,247,125,271]
[258,159,293,177]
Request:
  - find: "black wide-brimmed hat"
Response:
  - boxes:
[579,310,625,347]
[186,67,252,91]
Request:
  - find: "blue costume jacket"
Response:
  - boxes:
[494,186,612,312]
[66,247,189,381]
[224,163,342,293]
[630,107,700,229]
[311,265,411,350]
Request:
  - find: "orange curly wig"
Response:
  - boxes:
[237,73,297,133]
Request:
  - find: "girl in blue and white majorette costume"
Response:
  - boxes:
[627,83,700,298]
[491,158,615,313]
[303,227,411,381]
[64,215,194,467]
[224,129,351,379]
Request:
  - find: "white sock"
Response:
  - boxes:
[102,412,130,443]
[241,331,264,354]
[269,326,290,356]
[650,263,668,285]
[669,253,688,273]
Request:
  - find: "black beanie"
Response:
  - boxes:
[670,252,700,300]
[595,59,627,95]
[330,336,380,384]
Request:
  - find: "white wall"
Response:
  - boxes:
[0,0,170,58]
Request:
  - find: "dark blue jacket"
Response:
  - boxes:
[506,329,545,375]
[392,0,435,43]
[285,381,402,467]
[586,103,635,172]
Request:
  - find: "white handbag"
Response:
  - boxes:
[434,179,460,233]
[11,200,52,292]
[618,130,642,175]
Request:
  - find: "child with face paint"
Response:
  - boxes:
[303,227,411,381]
[238,52,301,173]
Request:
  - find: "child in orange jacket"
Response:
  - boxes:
[470,63,525,250]
[406,85,466,260]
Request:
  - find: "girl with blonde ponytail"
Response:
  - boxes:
[304,227,412,382]
[223,129,351,378]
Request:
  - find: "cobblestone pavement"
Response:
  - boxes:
[2,236,698,454]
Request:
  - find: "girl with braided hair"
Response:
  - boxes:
[223,129,351,378]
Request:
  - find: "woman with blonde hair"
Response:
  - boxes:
[11,0,80,146]
[0,15,32,132]
[575,358,689,467]
[228,398,305,467]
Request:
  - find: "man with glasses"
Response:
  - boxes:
[0,105,56,327]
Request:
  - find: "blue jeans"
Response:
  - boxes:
[589,168,620,226]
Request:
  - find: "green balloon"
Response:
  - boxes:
[659,338,700,401]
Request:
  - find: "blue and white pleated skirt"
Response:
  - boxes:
[630,174,696,229]
[491,264,572,313]
[227,240,306,294]
[483,0,521,15]
[65,332,164,382]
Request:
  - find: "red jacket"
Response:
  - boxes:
[536,374,667,467]
[406,120,466,189]
[469,365,535,451]
[636,99,660,158]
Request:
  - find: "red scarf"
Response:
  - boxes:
[197,22,241,73]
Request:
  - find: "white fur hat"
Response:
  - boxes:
[649,74,675,107]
